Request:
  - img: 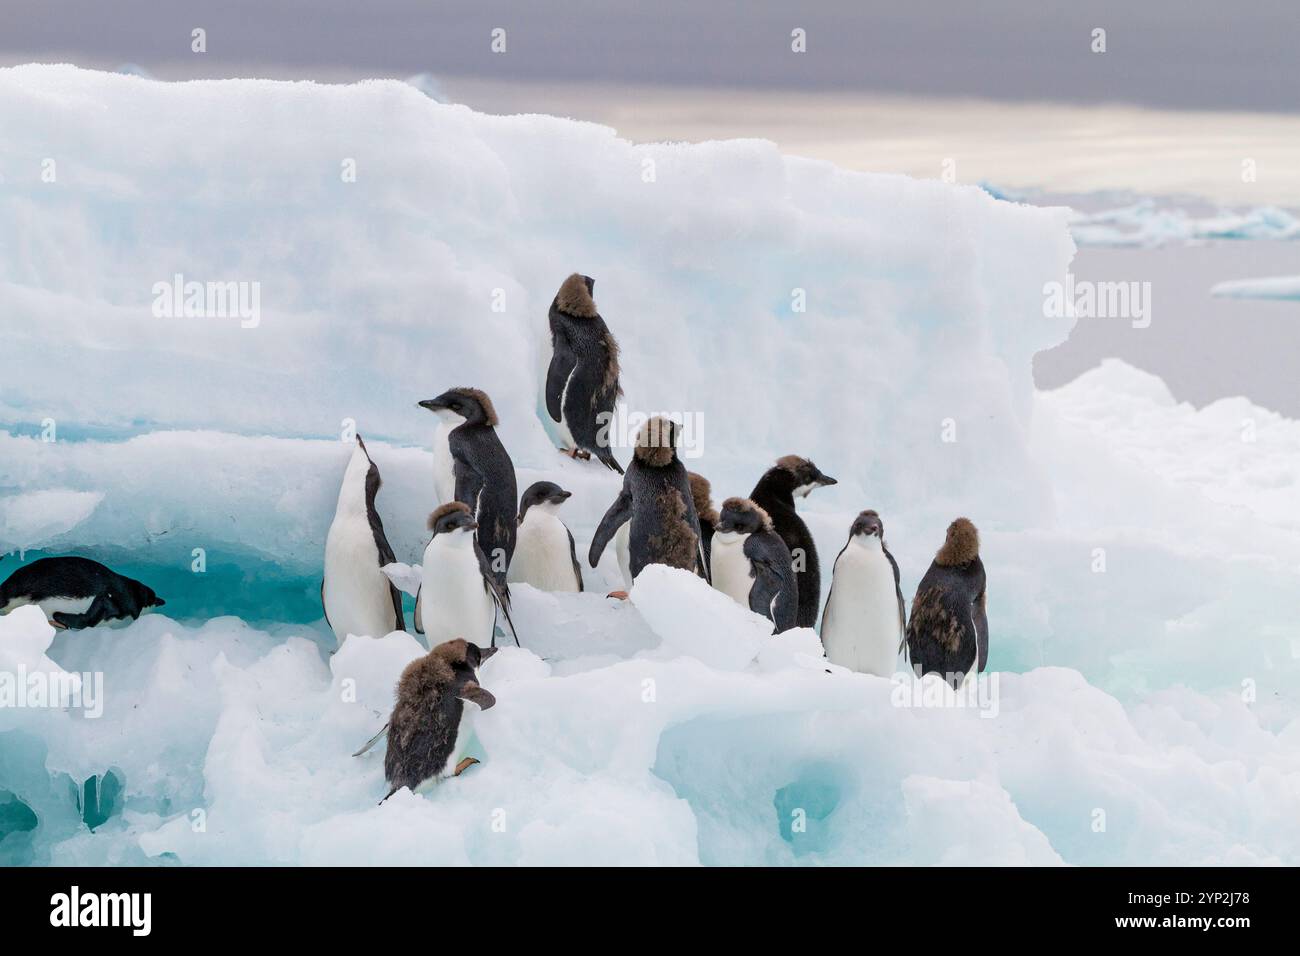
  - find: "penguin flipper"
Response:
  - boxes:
[413,587,424,634]
[595,446,624,474]
[458,681,496,711]
[545,335,577,423]
[353,722,390,757]
[51,593,115,630]
[885,548,907,653]
[320,580,332,631]
[567,527,584,592]
[589,490,633,568]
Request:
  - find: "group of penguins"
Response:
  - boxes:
[320,274,992,801]
[0,273,990,804]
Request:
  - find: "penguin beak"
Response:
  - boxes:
[154,598,167,608]
[818,474,838,487]
[551,491,572,504]
[418,399,444,412]
[479,646,499,663]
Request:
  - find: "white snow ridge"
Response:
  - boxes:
[1,66,1298,866]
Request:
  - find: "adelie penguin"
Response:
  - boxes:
[415,502,518,649]
[905,518,988,688]
[321,435,405,645]
[0,556,164,630]
[750,455,838,629]
[544,273,624,473]
[418,386,518,591]
[508,481,583,593]
[821,510,906,677]
[687,471,718,580]
[381,639,498,801]
[589,417,706,581]
[709,497,797,633]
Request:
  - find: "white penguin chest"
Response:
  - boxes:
[3,595,95,618]
[432,422,457,505]
[421,537,494,646]
[711,533,754,606]
[323,516,393,642]
[822,542,901,676]
[509,512,578,592]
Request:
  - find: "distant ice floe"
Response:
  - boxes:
[1068,200,1300,248]
[1210,276,1300,301]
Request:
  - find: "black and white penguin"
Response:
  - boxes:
[382,639,498,800]
[589,417,705,581]
[0,556,164,630]
[687,471,718,579]
[821,510,906,676]
[750,455,837,629]
[905,517,988,687]
[508,481,583,593]
[709,497,797,633]
[321,435,405,645]
[418,387,518,588]
[544,273,624,473]
[414,502,517,649]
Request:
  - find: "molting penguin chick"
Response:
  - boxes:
[322,435,405,645]
[750,455,838,629]
[508,481,583,593]
[544,273,624,473]
[687,471,718,579]
[418,386,518,589]
[415,502,518,650]
[0,556,164,630]
[589,417,705,581]
[383,639,498,800]
[710,497,797,633]
[905,518,988,687]
[821,510,906,676]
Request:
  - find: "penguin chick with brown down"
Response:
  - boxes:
[710,497,797,632]
[545,273,624,473]
[589,417,706,581]
[687,471,718,579]
[905,518,988,688]
[382,639,498,801]
[749,455,838,629]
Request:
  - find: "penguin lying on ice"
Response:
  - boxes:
[0,556,164,630]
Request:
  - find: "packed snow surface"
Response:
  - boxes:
[2,67,1298,866]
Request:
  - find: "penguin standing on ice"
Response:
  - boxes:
[415,502,517,649]
[381,639,498,800]
[687,471,718,579]
[321,435,405,644]
[905,517,988,687]
[750,455,837,629]
[821,510,906,676]
[544,273,624,473]
[508,481,583,593]
[589,417,705,581]
[0,556,164,630]
[418,387,517,587]
[709,497,797,632]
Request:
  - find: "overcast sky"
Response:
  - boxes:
[3,0,1299,112]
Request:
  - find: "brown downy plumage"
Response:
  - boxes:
[648,486,698,570]
[428,500,472,531]
[633,417,678,468]
[935,517,979,566]
[687,472,718,525]
[446,386,499,427]
[555,273,598,318]
[719,496,775,533]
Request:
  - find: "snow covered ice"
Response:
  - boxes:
[1,66,1298,866]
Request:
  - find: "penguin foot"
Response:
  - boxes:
[453,757,480,777]
[606,590,629,601]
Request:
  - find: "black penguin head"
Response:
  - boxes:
[633,417,680,468]
[770,455,837,499]
[716,497,773,536]
[519,481,572,522]
[136,582,165,610]
[428,502,478,536]
[851,509,884,539]
[418,387,499,427]
[466,642,498,671]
